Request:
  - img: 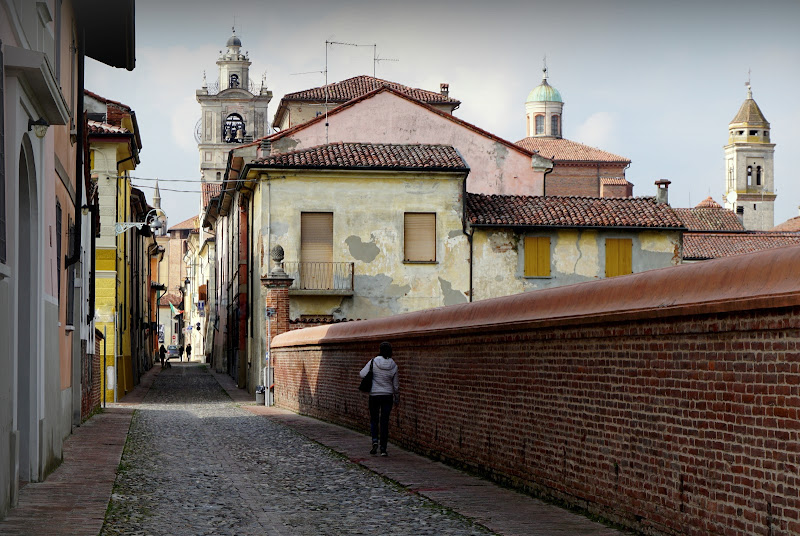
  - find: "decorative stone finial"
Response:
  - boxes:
[270,244,284,263]
[270,244,287,276]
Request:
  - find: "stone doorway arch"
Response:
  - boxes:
[16,134,40,485]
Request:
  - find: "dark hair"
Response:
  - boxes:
[379,341,392,358]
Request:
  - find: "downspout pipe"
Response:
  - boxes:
[542,157,555,197]
[65,29,85,268]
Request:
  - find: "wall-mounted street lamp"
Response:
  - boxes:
[28,117,49,138]
[116,208,167,235]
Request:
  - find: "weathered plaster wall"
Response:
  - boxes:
[270,91,542,196]
[472,227,681,300]
[259,170,470,320]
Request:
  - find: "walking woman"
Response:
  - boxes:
[360,341,399,456]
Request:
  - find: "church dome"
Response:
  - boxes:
[227,33,241,48]
[527,67,562,103]
[527,79,562,103]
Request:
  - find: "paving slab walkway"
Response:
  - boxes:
[0,364,158,535]
[211,369,629,536]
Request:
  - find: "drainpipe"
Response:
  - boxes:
[542,157,555,197]
[65,31,85,268]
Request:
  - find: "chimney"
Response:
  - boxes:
[654,179,671,204]
[440,83,449,97]
[736,205,744,224]
[260,138,272,157]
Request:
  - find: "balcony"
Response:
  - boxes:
[285,262,354,296]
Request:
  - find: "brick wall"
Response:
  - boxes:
[81,331,103,420]
[546,163,628,197]
[271,245,800,536]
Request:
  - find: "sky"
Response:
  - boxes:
[85,0,800,229]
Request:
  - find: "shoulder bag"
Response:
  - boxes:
[358,359,374,393]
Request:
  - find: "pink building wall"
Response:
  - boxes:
[270,90,544,197]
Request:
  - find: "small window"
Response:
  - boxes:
[749,130,758,136]
[535,115,545,135]
[738,130,744,135]
[404,213,436,262]
[756,166,762,186]
[747,165,752,185]
[229,73,239,89]
[550,115,560,137]
[605,238,632,278]
[524,237,550,277]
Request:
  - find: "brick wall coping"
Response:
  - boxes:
[272,244,800,348]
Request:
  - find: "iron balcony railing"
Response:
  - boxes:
[284,262,354,291]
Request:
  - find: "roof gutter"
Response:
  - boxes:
[467,223,688,232]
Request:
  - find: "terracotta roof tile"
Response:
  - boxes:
[515,137,630,164]
[673,203,745,232]
[158,291,183,307]
[282,75,460,106]
[87,120,129,135]
[253,142,468,171]
[772,216,800,232]
[683,232,800,260]
[169,215,199,231]
[467,193,684,229]
[695,196,722,209]
[600,177,630,186]
[201,182,223,209]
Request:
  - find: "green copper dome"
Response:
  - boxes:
[527,79,562,103]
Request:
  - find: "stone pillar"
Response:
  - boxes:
[261,245,293,344]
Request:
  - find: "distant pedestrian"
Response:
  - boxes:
[179,345,184,362]
[185,343,192,362]
[359,341,399,456]
[159,344,167,368]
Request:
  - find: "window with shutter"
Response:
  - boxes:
[605,238,632,277]
[524,236,551,277]
[301,212,333,289]
[404,213,436,262]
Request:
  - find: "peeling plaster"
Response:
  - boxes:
[270,221,289,239]
[640,231,675,253]
[439,277,468,306]
[345,234,381,263]
[448,229,463,239]
[555,229,598,278]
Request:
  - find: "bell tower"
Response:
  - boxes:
[196,29,272,196]
[723,83,776,230]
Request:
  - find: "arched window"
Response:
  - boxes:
[223,113,246,143]
[550,115,560,137]
[535,115,544,135]
[756,166,762,186]
[747,165,752,186]
[229,73,239,89]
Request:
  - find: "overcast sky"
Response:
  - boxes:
[85,0,800,229]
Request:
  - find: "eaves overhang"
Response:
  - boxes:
[75,0,136,71]
[4,45,70,125]
[467,222,687,232]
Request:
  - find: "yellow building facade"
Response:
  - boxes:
[86,93,143,402]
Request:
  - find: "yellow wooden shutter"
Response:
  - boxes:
[524,237,550,277]
[404,213,436,261]
[606,238,632,277]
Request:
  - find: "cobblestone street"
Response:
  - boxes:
[100,364,494,535]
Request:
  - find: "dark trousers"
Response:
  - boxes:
[369,395,394,450]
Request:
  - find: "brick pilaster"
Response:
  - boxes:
[261,274,293,345]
